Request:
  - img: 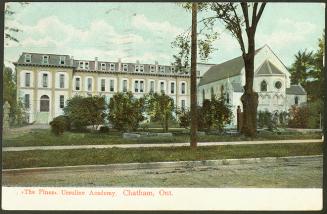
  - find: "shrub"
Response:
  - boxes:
[50,116,70,135]
[288,105,309,128]
[99,126,109,133]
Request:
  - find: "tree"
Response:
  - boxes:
[289,50,315,85]
[108,92,145,132]
[147,92,175,132]
[64,96,106,130]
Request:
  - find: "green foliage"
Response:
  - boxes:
[257,111,288,130]
[307,99,323,129]
[99,126,110,133]
[147,92,175,132]
[108,92,145,132]
[288,106,309,128]
[50,116,70,135]
[64,96,106,130]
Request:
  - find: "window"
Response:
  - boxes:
[139,65,144,72]
[149,81,155,93]
[40,95,50,112]
[160,81,165,93]
[42,73,48,88]
[135,65,139,72]
[275,81,282,89]
[85,62,89,70]
[122,80,128,92]
[109,79,114,92]
[24,54,31,63]
[123,64,128,72]
[170,82,175,94]
[220,85,224,97]
[159,66,165,73]
[87,78,92,91]
[181,82,186,95]
[101,63,106,71]
[202,89,205,103]
[260,80,267,92]
[171,67,175,73]
[42,55,49,64]
[181,100,186,110]
[101,79,106,92]
[79,61,84,69]
[59,95,64,108]
[226,93,230,104]
[140,80,144,92]
[150,65,156,72]
[75,78,80,90]
[134,80,139,92]
[59,56,65,65]
[25,73,31,87]
[295,96,299,105]
[59,74,65,88]
[210,87,214,98]
[109,63,115,71]
[24,94,30,108]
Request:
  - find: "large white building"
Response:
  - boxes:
[198,45,307,127]
[14,53,190,124]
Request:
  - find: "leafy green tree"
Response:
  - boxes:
[64,96,106,130]
[147,92,174,132]
[50,115,70,135]
[289,50,315,85]
[108,92,145,132]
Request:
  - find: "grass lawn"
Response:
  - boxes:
[2,143,323,169]
[2,129,322,147]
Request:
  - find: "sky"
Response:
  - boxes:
[4,2,325,70]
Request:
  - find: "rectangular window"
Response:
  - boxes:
[160,82,165,93]
[60,95,64,108]
[123,64,128,72]
[109,63,115,71]
[170,82,175,94]
[181,82,186,94]
[75,77,80,90]
[101,79,106,92]
[139,65,144,72]
[42,74,48,88]
[150,81,155,93]
[134,80,139,92]
[140,80,144,92]
[109,79,114,92]
[24,94,30,108]
[87,78,92,91]
[79,61,84,69]
[181,100,185,110]
[25,73,31,87]
[159,66,165,73]
[101,63,106,71]
[122,80,128,92]
[150,65,156,72]
[59,74,65,88]
[85,62,89,70]
[42,55,49,64]
[59,56,65,65]
[25,54,31,63]
[135,65,139,72]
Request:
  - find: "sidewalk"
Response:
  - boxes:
[3,139,323,152]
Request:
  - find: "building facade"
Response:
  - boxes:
[15,53,190,124]
[198,45,307,127]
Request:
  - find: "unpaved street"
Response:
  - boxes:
[2,156,322,188]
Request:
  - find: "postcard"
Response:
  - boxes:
[1,1,325,211]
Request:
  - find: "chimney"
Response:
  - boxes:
[118,58,122,71]
[136,60,140,65]
[94,57,98,70]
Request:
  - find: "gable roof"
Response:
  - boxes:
[198,46,264,86]
[231,82,244,92]
[286,85,307,95]
[256,60,284,75]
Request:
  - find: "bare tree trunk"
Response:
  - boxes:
[190,3,198,148]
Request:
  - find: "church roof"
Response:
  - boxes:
[256,60,284,75]
[286,85,307,95]
[198,46,264,87]
[231,82,244,92]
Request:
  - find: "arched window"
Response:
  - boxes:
[40,95,50,112]
[220,85,224,97]
[226,92,230,104]
[210,87,214,99]
[260,81,267,92]
[295,96,299,105]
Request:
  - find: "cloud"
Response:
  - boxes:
[131,14,184,37]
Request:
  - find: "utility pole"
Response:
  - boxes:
[190,2,198,148]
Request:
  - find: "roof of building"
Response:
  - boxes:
[198,46,265,86]
[286,85,307,95]
[16,52,73,67]
[256,60,284,75]
[231,82,244,92]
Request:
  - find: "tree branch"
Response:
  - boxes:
[254,3,266,27]
[251,3,258,28]
[240,2,249,30]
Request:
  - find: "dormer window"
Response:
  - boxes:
[79,61,84,69]
[123,64,128,72]
[109,63,115,71]
[85,62,89,70]
[139,65,144,72]
[42,55,49,64]
[24,54,31,63]
[171,67,175,73]
[135,65,139,72]
[150,65,156,72]
[159,66,165,73]
[59,56,66,65]
[101,63,106,71]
